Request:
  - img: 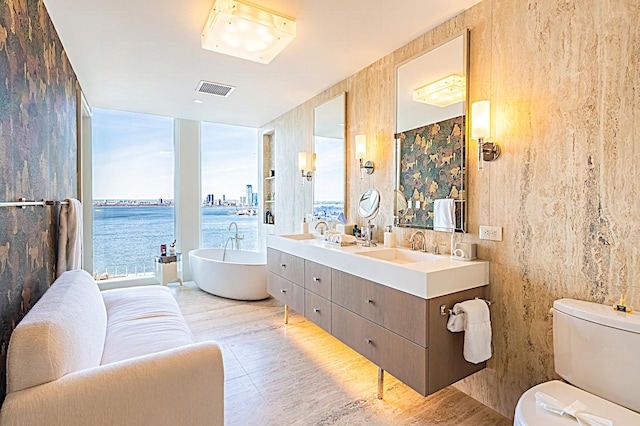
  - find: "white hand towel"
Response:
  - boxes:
[446,309,465,332]
[446,299,492,364]
[57,198,83,277]
[433,199,455,232]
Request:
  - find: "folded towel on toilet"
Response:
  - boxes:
[446,299,492,364]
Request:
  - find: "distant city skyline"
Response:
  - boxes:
[92,108,258,200]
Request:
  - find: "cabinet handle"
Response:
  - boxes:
[313,308,320,313]
[365,338,372,345]
[280,289,287,293]
[280,264,287,268]
[313,277,320,282]
[365,299,374,304]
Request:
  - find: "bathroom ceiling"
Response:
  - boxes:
[43,0,482,128]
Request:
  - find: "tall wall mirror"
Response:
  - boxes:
[395,31,469,232]
[313,92,346,220]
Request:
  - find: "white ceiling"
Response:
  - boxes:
[43,0,481,128]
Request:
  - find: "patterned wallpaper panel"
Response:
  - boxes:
[0,0,77,402]
[397,115,465,229]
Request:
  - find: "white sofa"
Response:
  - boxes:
[0,270,224,426]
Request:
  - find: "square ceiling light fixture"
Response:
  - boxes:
[201,0,296,64]
[412,74,466,107]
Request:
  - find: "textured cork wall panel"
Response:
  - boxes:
[0,0,78,402]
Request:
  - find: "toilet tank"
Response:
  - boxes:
[554,298,640,413]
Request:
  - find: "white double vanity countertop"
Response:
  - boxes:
[266,233,489,299]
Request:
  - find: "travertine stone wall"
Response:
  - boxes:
[262,0,640,418]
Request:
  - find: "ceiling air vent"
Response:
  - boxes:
[195,80,235,97]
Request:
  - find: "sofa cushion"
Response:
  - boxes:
[100,286,195,365]
[6,270,107,393]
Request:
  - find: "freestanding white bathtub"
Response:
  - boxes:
[189,248,269,301]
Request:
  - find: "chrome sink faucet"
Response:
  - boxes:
[409,231,426,252]
[314,220,329,235]
[362,221,376,247]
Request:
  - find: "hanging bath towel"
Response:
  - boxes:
[433,198,455,232]
[57,198,83,277]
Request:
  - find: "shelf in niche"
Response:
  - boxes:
[265,200,275,203]
[265,176,276,181]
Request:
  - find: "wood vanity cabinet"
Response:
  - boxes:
[267,248,304,314]
[266,248,487,397]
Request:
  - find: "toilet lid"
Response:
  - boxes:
[515,381,640,425]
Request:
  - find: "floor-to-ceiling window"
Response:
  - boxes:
[92,108,174,279]
[201,122,259,251]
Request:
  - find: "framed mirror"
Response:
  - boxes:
[395,31,469,232]
[313,93,346,220]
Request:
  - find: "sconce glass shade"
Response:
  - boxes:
[471,100,490,140]
[298,152,307,171]
[412,74,466,107]
[201,0,296,64]
[355,135,366,160]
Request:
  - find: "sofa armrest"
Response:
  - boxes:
[0,341,224,426]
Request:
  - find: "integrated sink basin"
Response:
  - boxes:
[355,248,438,264]
[280,233,321,241]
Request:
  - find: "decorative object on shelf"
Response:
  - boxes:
[160,244,167,256]
[201,0,296,64]
[355,135,375,175]
[298,152,316,181]
[169,240,177,255]
[472,100,500,170]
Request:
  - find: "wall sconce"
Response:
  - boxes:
[413,74,466,107]
[471,100,500,170]
[355,135,375,175]
[298,152,316,181]
[201,0,296,64]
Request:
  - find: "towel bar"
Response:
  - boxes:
[0,198,69,208]
[440,297,493,316]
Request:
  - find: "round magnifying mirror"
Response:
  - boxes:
[358,189,380,219]
[394,189,408,218]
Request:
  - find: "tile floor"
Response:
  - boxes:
[171,283,510,425]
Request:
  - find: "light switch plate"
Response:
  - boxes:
[479,225,502,241]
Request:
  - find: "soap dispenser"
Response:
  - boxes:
[384,225,396,248]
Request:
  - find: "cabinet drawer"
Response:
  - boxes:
[332,270,427,347]
[304,260,332,299]
[267,272,304,314]
[332,304,426,395]
[304,290,332,333]
[267,248,304,284]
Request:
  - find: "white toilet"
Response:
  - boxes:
[514,298,640,425]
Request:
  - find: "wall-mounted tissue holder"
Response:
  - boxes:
[451,242,477,261]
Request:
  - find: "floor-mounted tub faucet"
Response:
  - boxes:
[228,221,243,249]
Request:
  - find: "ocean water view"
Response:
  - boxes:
[93,205,259,277]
